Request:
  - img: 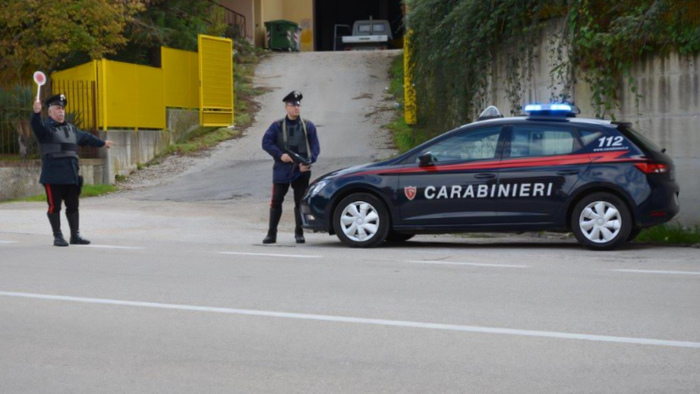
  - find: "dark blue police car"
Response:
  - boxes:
[301,104,679,250]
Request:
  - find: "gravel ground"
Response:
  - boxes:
[117,152,206,191]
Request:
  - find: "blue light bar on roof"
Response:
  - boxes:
[524,103,573,113]
[550,104,573,111]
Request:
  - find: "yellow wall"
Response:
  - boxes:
[260,0,313,51]
[52,60,99,130]
[51,35,232,130]
[162,47,199,109]
[283,0,313,51]
[254,0,264,47]
[262,0,284,21]
[101,60,165,129]
[198,35,234,127]
[52,61,97,81]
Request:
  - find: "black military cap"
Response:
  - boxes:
[282,90,303,105]
[44,94,67,108]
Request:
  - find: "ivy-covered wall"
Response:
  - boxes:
[486,22,699,225]
[406,0,700,224]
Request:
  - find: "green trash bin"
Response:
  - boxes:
[264,20,301,51]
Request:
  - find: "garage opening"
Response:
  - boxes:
[313,0,404,51]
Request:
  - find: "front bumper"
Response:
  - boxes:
[301,195,330,233]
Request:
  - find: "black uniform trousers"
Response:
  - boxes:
[270,172,311,211]
[270,172,310,233]
[44,184,80,214]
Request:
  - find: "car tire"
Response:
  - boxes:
[627,227,642,242]
[333,193,390,248]
[386,232,415,243]
[571,192,632,251]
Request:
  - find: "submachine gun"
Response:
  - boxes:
[283,147,311,174]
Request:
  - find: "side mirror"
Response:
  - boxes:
[418,152,435,167]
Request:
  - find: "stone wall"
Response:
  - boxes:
[488,21,699,226]
[0,159,105,200]
[0,109,199,200]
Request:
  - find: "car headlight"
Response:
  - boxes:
[308,180,329,197]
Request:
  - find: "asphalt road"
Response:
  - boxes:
[1,226,699,393]
[1,51,699,392]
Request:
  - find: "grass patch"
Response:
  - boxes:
[386,117,429,153]
[3,184,118,203]
[635,223,700,245]
[81,184,119,198]
[385,53,431,153]
[159,126,241,156]
[388,54,405,98]
[233,42,268,132]
[0,154,40,162]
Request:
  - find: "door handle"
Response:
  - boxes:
[475,173,496,179]
[557,170,579,175]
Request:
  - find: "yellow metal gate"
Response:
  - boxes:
[198,35,234,126]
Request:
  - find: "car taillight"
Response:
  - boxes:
[634,162,669,174]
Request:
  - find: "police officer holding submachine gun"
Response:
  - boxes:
[31,94,112,247]
[262,90,320,244]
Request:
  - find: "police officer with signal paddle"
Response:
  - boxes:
[31,94,112,247]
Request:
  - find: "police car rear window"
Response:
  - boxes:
[617,124,663,153]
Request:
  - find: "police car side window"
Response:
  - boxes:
[578,129,606,150]
[510,126,576,157]
[419,127,501,163]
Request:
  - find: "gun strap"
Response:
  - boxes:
[282,117,311,161]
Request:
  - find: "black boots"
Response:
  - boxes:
[66,212,90,245]
[294,206,305,244]
[47,212,68,247]
[47,212,91,246]
[294,229,305,244]
[263,208,282,244]
[262,233,276,244]
[262,207,305,244]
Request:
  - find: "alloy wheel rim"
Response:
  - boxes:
[579,201,622,243]
[340,201,380,242]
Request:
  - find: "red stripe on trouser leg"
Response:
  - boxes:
[45,184,55,214]
[269,184,275,208]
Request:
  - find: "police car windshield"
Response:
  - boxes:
[617,124,663,153]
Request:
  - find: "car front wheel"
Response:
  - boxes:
[571,192,632,251]
[333,193,390,248]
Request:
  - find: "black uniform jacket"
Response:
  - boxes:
[262,117,320,184]
[30,113,105,185]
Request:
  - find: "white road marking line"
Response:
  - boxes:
[219,252,322,259]
[407,260,528,268]
[0,240,17,244]
[83,245,145,250]
[612,269,700,276]
[2,291,697,349]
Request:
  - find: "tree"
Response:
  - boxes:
[0,0,145,86]
[112,0,227,66]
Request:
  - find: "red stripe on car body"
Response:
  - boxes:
[352,151,640,177]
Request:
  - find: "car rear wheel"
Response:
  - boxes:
[571,192,632,251]
[627,227,642,242]
[333,193,390,248]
